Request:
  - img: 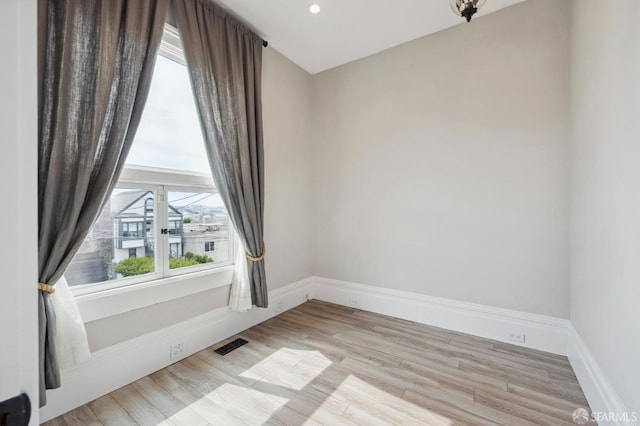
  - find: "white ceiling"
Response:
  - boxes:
[217,0,527,74]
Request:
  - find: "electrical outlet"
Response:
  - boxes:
[349,297,360,307]
[275,301,284,313]
[507,332,526,344]
[170,342,185,360]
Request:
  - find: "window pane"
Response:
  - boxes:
[167,191,232,270]
[66,189,156,286]
[125,54,210,174]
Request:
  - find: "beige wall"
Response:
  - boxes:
[86,48,314,350]
[262,47,314,290]
[570,0,640,412]
[88,0,575,350]
[312,0,571,317]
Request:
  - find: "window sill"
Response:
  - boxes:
[75,266,235,323]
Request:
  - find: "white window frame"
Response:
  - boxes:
[72,26,237,321]
[71,165,237,297]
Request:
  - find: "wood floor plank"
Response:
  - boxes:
[132,376,209,426]
[41,416,69,426]
[195,344,350,420]
[397,332,572,378]
[333,331,461,369]
[340,404,395,426]
[282,308,378,334]
[454,373,580,422]
[150,369,244,425]
[508,382,590,409]
[402,389,501,426]
[491,341,573,366]
[88,394,136,426]
[254,319,312,340]
[44,300,591,426]
[61,405,103,426]
[343,355,476,402]
[169,358,314,425]
[473,392,576,426]
[322,373,452,426]
[458,359,587,403]
[370,324,452,346]
[339,356,448,398]
[400,357,509,393]
[402,387,539,426]
[111,384,169,426]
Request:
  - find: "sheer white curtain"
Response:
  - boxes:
[50,277,90,369]
[229,244,253,312]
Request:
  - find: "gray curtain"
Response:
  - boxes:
[174,0,268,307]
[38,0,168,406]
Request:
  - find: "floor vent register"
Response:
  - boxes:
[214,338,249,355]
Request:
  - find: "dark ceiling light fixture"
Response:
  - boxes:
[450,0,486,22]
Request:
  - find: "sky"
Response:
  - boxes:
[126,55,211,174]
[125,55,225,209]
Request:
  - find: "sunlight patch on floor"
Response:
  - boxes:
[334,374,453,426]
[240,348,333,391]
[205,382,289,424]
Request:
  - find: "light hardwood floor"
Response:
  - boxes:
[43,300,590,425]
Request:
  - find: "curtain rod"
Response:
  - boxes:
[262,40,268,48]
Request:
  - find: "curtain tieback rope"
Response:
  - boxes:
[38,282,56,294]
[246,242,266,262]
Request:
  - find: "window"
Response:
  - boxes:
[66,25,235,293]
[168,218,181,235]
[122,221,144,238]
[169,243,181,258]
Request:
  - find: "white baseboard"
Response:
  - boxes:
[40,278,314,423]
[568,324,637,426]
[312,277,569,355]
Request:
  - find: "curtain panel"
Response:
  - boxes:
[37,0,168,405]
[173,0,268,309]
